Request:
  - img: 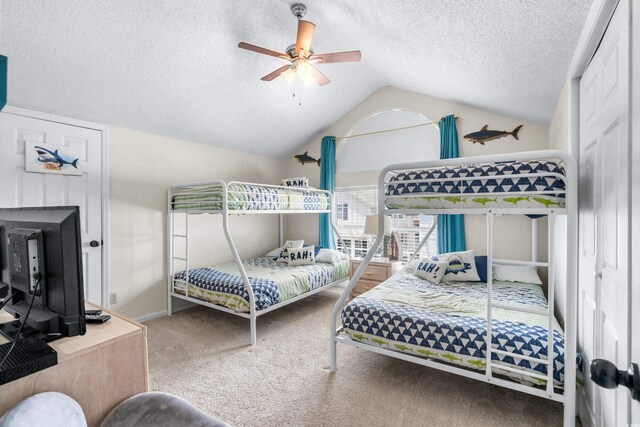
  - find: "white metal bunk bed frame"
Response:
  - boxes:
[329,150,578,426]
[167,180,349,346]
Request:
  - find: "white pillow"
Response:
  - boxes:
[287,246,315,266]
[281,177,309,188]
[266,240,304,258]
[404,258,422,274]
[414,259,448,284]
[493,265,543,285]
[438,250,481,282]
[315,249,347,265]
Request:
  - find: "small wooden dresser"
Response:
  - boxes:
[349,258,402,300]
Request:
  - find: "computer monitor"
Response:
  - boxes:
[0,206,86,340]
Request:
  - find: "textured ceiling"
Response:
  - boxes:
[0,0,591,158]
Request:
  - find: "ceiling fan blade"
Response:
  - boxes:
[310,65,330,86]
[295,20,316,58]
[238,42,290,60]
[260,64,292,81]
[309,50,362,64]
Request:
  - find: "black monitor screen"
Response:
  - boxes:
[0,206,86,338]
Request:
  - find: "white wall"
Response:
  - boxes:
[109,127,286,320]
[337,109,440,174]
[546,79,571,326]
[284,86,550,264]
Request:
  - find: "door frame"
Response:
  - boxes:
[1,105,111,308]
[631,0,640,421]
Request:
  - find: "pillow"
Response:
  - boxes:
[414,259,448,284]
[438,250,481,282]
[475,256,488,283]
[266,240,304,258]
[493,265,543,285]
[305,245,324,257]
[281,177,309,188]
[315,249,347,265]
[404,258,421,274]
[288,246,315,266]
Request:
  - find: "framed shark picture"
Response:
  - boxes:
[24,142,83,176]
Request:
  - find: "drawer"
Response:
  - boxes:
[358,264,389,281]
[351,279,380,297]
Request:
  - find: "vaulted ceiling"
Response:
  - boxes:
[0,0,591,158]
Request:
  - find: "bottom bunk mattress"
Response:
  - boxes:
[340,271,572,388]
[175,257,349,312]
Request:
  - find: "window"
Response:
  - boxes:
[334,186,438,263]
[336,203,349,221]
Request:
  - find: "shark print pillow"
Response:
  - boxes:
[414,259,448,284]
[436,249,481,282]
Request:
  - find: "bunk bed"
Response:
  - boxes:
[330,151,578,426]
[168,180,349,345]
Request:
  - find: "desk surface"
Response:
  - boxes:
[0,302,144,362]
[0,302,148,427]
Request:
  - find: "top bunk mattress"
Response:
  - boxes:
[171,183,330,212]
[385,159,566,210]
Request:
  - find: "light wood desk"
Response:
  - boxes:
[0,303,148,427]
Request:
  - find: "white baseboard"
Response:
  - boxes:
[135,300,196,323]
[136,310,167,323]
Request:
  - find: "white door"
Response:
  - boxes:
[578,1,631,426]
[0,111,105,305]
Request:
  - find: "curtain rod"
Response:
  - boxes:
[336,116,458,140]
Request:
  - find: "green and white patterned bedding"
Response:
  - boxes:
[175,257,349,312]
[171,183,330,211]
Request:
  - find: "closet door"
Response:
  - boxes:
[578,1,631,426]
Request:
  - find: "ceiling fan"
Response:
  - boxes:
[238,3,361,86]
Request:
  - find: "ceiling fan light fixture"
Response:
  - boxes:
[237,3,361,90]
[282,67,296,83]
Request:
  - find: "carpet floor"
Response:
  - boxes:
[146,288,565,426]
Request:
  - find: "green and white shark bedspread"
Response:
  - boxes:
[175,257,349,312]
[341,271,572,387]
[171,183,330,211]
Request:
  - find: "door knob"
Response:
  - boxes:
[590,359,640,401]
[90,240,101,248]
[594,271,602,279]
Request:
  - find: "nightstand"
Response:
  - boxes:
[349,258,402,300]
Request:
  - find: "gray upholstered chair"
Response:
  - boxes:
[100,392,230,427]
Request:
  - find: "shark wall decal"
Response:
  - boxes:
[35,145,79,169]
[463,125,523,145]
[294,151,321,166]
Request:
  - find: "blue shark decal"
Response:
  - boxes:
[35,146,79,169]
[444,254,472,275]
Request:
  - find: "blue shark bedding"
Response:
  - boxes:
[175,257,349,312]
[171,183,330,211]
[341,271,572,387]
[385,160,566,210]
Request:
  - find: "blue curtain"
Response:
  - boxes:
[319,136,336,249]
[437,115,466,253]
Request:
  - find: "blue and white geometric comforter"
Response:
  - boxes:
[341,271,574,387]
[385,160,566,210]
[175,257,349,312]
